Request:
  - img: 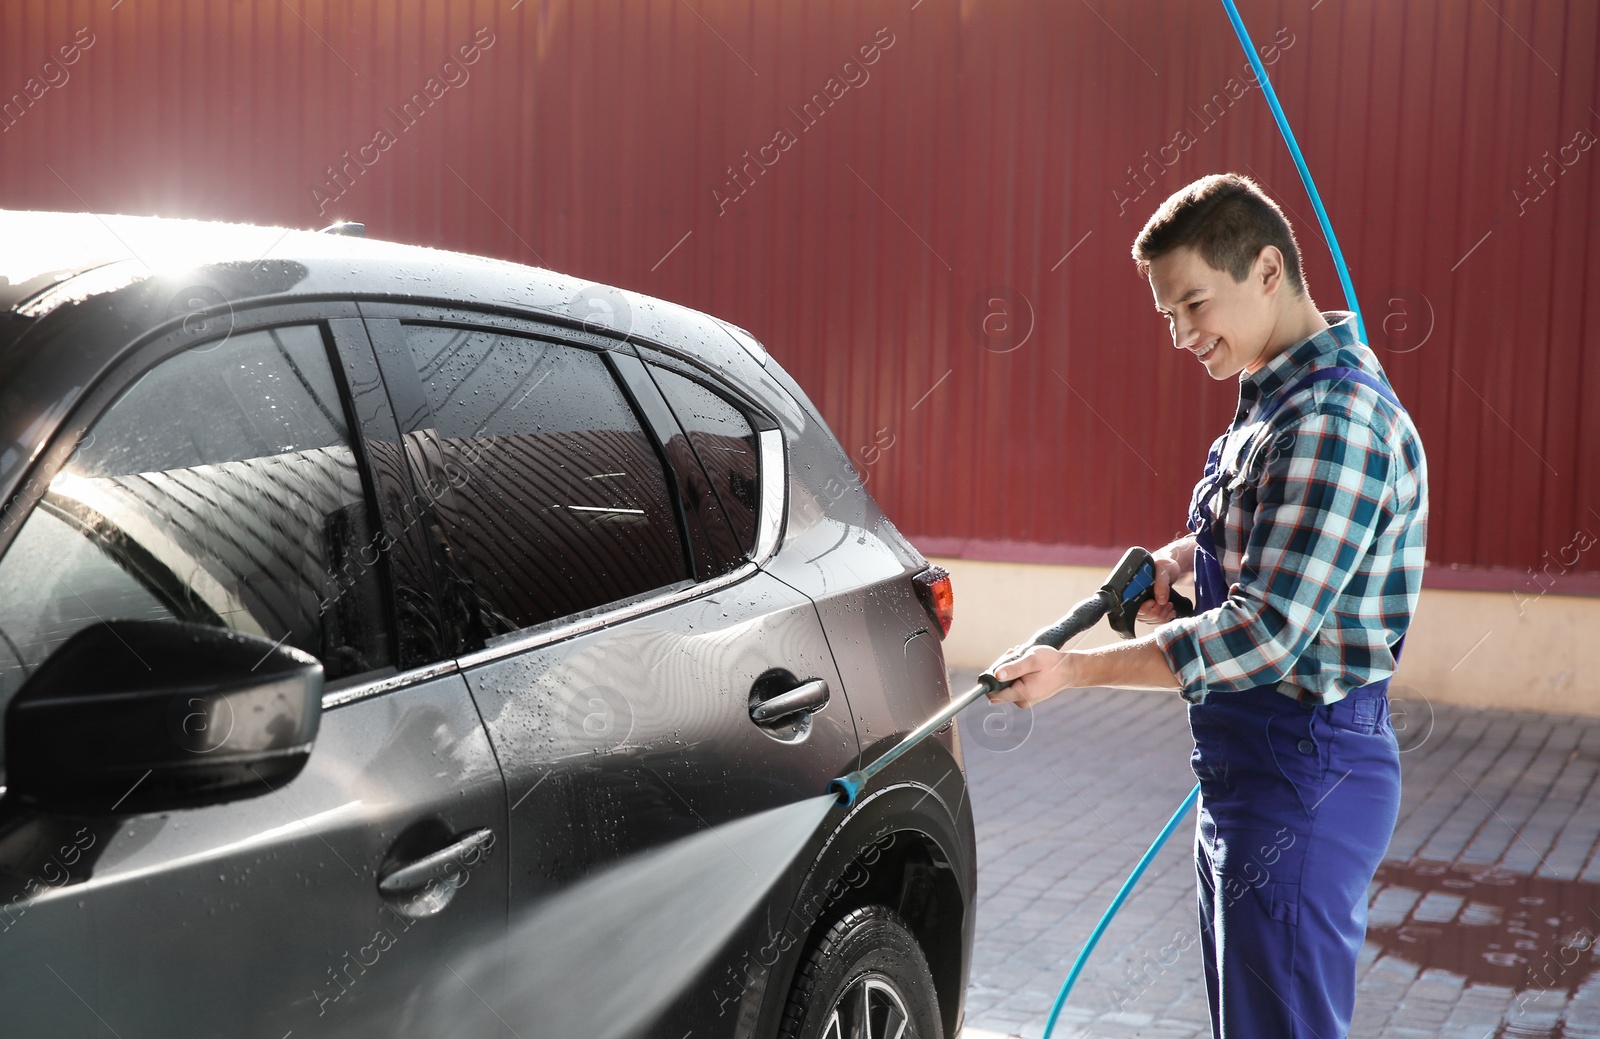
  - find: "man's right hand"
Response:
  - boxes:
[1137,541,1193,625]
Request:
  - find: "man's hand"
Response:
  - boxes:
[986,645,1079,709]
[1137,553,1185,625]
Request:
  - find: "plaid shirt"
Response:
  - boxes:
[1155,311,1429,706]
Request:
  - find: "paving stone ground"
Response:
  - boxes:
[950,671,1600,1039]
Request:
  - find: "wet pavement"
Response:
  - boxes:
[950,671,1600,1039]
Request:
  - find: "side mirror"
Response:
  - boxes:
[5,620,323,815]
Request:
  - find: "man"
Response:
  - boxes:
[990,172,1428,1038]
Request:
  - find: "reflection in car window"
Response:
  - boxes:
[403,325,689,643]
[649,366,761,558]
[0,325,390,763]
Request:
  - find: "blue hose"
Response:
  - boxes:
[1217,0,1365,343]
[1038,6,1360,1034]
[1038,782,1199,1039]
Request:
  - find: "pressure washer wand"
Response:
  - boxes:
[828,596,1108,806]
[829,547,1192,806]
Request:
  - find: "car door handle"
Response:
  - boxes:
[378,827,495,919]
[750,678,829,724]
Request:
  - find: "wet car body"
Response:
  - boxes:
[0,212,975,1038]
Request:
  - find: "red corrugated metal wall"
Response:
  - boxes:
[2,0,1596,587]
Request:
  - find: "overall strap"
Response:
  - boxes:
[1257,365,1403,424]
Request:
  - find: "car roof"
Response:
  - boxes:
[0,210,773,363]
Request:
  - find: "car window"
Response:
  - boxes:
[0,325,391,765]
[402,325,690,643]
[648,365,761,558]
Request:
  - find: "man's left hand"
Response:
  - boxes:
[987,645,1078,709]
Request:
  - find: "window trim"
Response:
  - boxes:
[753,428,785,562]
[322,657,460,710]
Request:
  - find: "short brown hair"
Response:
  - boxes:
[1132,173,1307,297]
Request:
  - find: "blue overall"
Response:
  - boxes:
[1187,367,1404,1039]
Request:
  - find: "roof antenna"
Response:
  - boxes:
[317,221,365,237]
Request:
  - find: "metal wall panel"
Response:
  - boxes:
[1,0,1595,585]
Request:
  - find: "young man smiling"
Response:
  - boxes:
[989,173,1429,1038]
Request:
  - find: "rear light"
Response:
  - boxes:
[912,565,954,638]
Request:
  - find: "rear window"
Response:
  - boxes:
[648,365,761,557]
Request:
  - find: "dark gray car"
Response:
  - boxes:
[0,212,974,1039]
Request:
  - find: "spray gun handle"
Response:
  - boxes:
[1102,546,1198,638]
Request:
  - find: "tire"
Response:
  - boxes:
[778,904,943,1039]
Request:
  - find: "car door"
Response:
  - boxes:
[357,304,859,1038]
[0,309,508,1039]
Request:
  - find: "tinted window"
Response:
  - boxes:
[0,325,390,762]
[403,325,689,641]
[649,366,761,556]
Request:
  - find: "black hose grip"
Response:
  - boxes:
[1028,593,1113,649]
[977,593,1111,694]
[1167,588,1195,617]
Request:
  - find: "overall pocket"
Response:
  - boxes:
[1265,708,1332,816]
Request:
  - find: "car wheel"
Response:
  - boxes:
[778,904,943,1039]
